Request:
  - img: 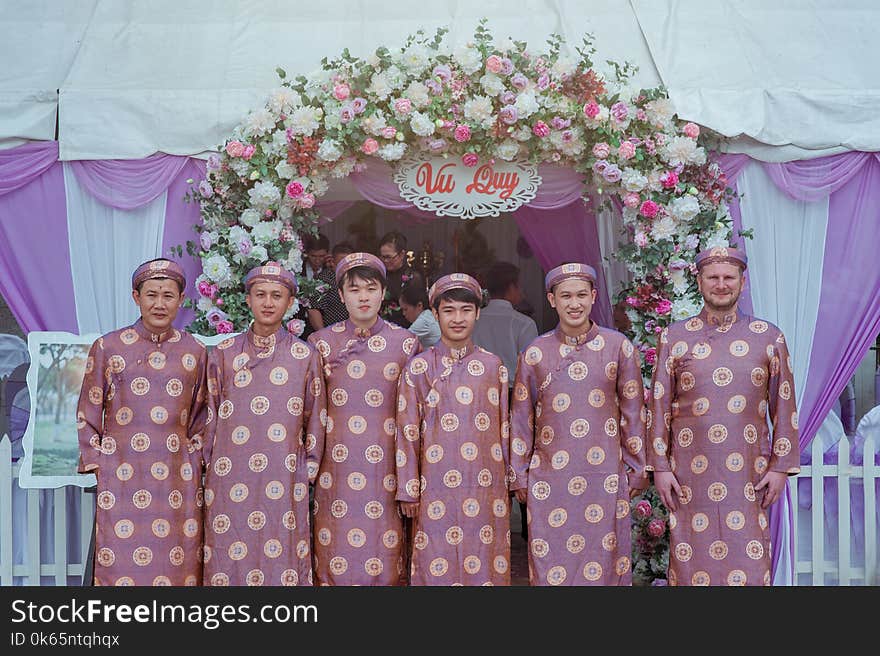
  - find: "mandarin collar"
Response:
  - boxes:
[133,318,177,344]
[699,307,744,332]
[554,320,599,346]
[435,339,475,362]
[346,317,384,340]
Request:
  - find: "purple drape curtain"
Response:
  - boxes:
[0,142,78,332]
[717,151,880,583]
[69,154,191,210]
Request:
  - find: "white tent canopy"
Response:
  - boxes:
[2,0,878,162]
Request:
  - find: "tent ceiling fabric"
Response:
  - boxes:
[1,0,877,161]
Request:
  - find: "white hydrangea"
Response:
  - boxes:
[662,136,706,166]
[410,111,435,137]
[404,81,431,108]
[463,95,494,124]
[247,181,281,211]
[362,111,388,136]
[514,91,540,119]
[311,176,329,196]
[251,220,282,245]
[244,108,277,138]
[385,65,406,90]
[645,98,676,128]
[495,139,520,161]
[703,229,730,250]
[274,160,295,180]
[650,216,678,241]
[266,87,301,115]
[378,142,407,161]
[317,139,343,162]
[203,254,234,287]
[672,296,702,321]
[229,158,250,177]
[285,246,303,272]
[511,126,532,142]
[196,296,215,312]
[621,167,649,193]
[670,269,690,295]
[239,208,261,227]
[250,245,269,263]
[400,43,430,75]
[480,73,505,96]
[332,158,357,178]
[453,44,483,74]
[323,111,342,131]
[287,106,321,137]
[669,195,701,222]
[551,55,577,78]
[228,225,250,245]
[262,129,289,158]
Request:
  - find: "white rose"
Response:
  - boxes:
[247,181,281,211]
[480,73,505,96]
[463,95,494,124]
[378,142,407,161]
[229,158,250,177]
[514,91,540,119]
[404,81,431,108]
[203,254,233,287]
[267,87,301,114]
[621,168,649,193]
[670,269,689,295]
[252,220,282,245]
[317,139,343,162]
[244,108,276,138]
[645,98,675,128]
[250,245,269,263]
[410,111,435,137]
[275,161,295,180]
[239,209,261,227]
[401,43,430,75]
[650,216,677,241]
[495,139,520,161]
[196,296,215,312]
[662,136,706,166]
[672,297,702,321]
[453,44,482,74]
[287,106,320,137]
[669,195,701,222]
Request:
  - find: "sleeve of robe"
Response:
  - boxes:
[508,351,537,492]
[76,337,106,474]
[303,348,327,484]
[767,331,801,475]
[186,346,209,468]
[498,363,513,489]
[647,327,674,473]
[394,365,424,504]
[617,337,648,488]
[201,346,223,469]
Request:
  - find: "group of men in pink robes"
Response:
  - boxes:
[79,241,797,586]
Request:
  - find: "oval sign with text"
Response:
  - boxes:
[393,156,542,219]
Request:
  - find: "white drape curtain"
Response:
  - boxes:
[738,159,836,585]
[62,163,168,335]
[595,202,630,309]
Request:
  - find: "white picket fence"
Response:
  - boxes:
[0,432,877,586]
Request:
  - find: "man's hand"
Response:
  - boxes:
[755,471,788,509]
[399,501,419,518]
[513,488,528,504]
[653,471,683,512]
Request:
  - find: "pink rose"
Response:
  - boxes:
[225,140,244,158]
[339,105,355,123]
[351,97,367,114]
[656,299,672,315]
[197,280,213,297]
[381,126,397,139]
[623,192,641,209]
[198,180,214,198]
[453,125,471,142]
[683,122,700,138]
[333,83,350,101]
[393,98,412,115]
[286,319,306,336]
[532,121,550,138]
[485,55,504,73]
[462,153,479,167]
[583,101,600,119]
[592,142,611,158]
[499,105,518,125]
[617,141,636,160]
[215,298,223,306]
[636,109,647,121]
[644,347,657,365]
[661,170,679,189]
[639,200,660,218]
[635,500,652,518]
[611,101,629,122]
[296,193,316,209]
[647,518,666,537]
[241,144,256,160]
[361,138,379,154]
[536,73,550,90]
[634,231,648,247]
[285,181,304,198]
[216,320,234,334]
[626,296,639,307]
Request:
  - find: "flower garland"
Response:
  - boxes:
[184,20,738,583]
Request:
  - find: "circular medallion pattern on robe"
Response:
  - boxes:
[674,542,694,562]
[467,360,485,377]
[133,546,153,567]
[569,418,589,438]
[181,352,198,371]
[727,395,746,414]
[168,489,183,509]
[116,407,134,425]
[524,346,543,366]
[429,558,449,577]
[443,470,463,488]
[678,371,695,392]
[347,529,366,548]
[364,388,384,408]
[493,555,509,574]
[706,423,727,444]
[548,507,568,528]
[330,499,348,519]
[531,481,551,501]
[366,335,386,353]
[233,368,253,388]
[479,525,494,545]
[348,415,367,434]
[586,446,606,467]
[726,511,746,531]
[461,498,480,518]
[583,562,603,582]
[427,500,446,521]
[347,472,367,491]
[726,452,745,472]
[552,393,571,413]
[96,548,115,567]
[346,359,367,379]
[462,556,481,575]
[568,476,587,496]
[213,457,232,477]
[676,428,694,448]
[584,504,604,523]
[120,329,139,345]
[474,413,491,432]
[440,413,459,432]
[712,367,734,387]
[264,480,284,500]
[709,540,728,561]
[588,335,605,351]
[749,321,769,334]
[229,483,249,503]
[708,482,728,502]
[329,557,348,576]
[212,514,231,534]
[685,318,704,332]
[693,397,710,416]
[547,566,566,586]
[454,386,474,405]
[364,500,384,520]
[551,450,570,470]
[605,418,618,437]
[116,462,134,482]
[97,491,115,510]
[691,512,709,532]
[531,538,549,559]
[114,519,134,539]
[692,343,712,360]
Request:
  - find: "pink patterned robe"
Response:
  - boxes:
[396,341,512,586]
[77,320,208,586]
[203,327,325,586]
[308,319,419,585]
[648,309,800,586]
[510,324,647,585]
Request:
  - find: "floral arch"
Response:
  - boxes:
[188,20,733,372]
[186,20,735,584]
